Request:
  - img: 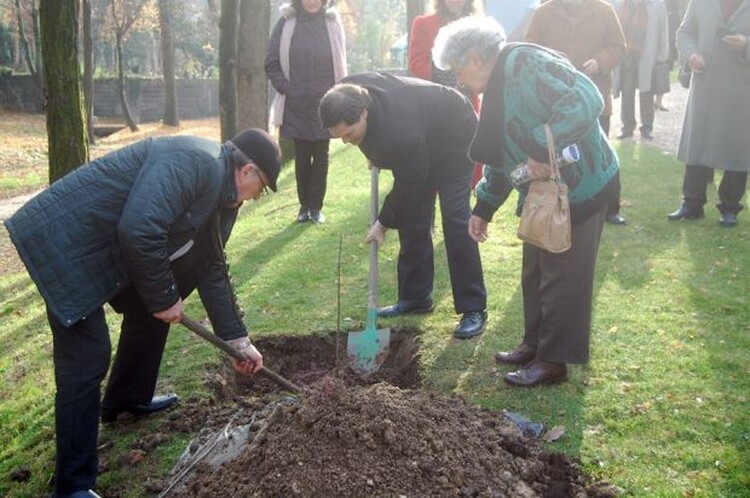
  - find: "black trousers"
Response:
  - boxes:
[599,115,621,216]
[294,138,330,211]
[521,206,606,364]
[396,152,487,313]
[49,285,169,495]
[619,52,655,135]
[681,164,747,214]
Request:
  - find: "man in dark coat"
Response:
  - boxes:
[319,72,488,339]
[4,128,281,498]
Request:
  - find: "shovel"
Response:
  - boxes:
[179,315,303,394]
[347,166,391,374]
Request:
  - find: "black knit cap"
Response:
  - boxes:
[229,128,282,192]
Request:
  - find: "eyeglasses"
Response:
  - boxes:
[251,166,269,198]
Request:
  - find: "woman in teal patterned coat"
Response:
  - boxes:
[433,16,620,387]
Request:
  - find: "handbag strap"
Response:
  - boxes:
[543,124,561,182]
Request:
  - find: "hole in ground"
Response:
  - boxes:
[209,328,420,399]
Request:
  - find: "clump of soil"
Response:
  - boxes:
[177,378,605,497]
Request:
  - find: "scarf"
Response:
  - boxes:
[618,0,649,55]
[269,5,348,127]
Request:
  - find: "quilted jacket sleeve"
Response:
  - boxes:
[117,150,212,313]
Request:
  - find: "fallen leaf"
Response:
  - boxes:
[544,425,565,442]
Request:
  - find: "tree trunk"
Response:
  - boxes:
[115,28,139,131]
[159,0,179,126]
[237,0,269,131]
[219,0,239,141]
[14,0,37,76]
[39,0,88,183]
[82,0,95,144]
[407,0,425,46]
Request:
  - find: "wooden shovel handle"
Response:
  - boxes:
[179,316,303,394]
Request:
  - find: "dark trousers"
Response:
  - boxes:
[294,138,330,211]
[521,206,606,364]
[620,53,655,135]
[49,285,169,495]
[682,164,747,214]
[396,152,487,313]
[599,115,621,216]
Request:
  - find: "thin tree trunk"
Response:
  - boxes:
[159,0,179,126]
[407,0,425,46]
[219,0,238,141]
[14,0,37,76]
[82,0,95,144]
[115,28,139,131]
[237,0,269,131]
[39,0,88,182]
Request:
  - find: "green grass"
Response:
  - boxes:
[1,140,749,497]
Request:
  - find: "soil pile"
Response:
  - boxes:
[178,379,610,497]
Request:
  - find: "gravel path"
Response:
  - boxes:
[610,82,688,155]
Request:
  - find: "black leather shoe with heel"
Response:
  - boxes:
[667,205,704,221]
[101,393,179,423]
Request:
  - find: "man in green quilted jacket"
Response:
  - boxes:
[5,128,280,497]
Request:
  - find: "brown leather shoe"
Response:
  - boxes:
[504,361,567,387]
[494,343,536,365]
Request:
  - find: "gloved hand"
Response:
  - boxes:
[226,336,263,375]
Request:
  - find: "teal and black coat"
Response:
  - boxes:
[5,136,247,340]
[470,43,620,224]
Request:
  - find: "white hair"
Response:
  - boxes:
[432,16,507,71]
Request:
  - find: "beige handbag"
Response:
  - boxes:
[516,124,571,253]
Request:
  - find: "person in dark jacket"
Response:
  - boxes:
[433,17,620,386]
[319,72,488,339]
[265,0,347,224]
[4,129,281,498]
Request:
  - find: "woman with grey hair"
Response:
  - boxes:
[433,16,621,387]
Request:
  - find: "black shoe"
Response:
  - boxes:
[719,212,738,227]
[606,213,627,225]
[641,131,654,140]
[54,490,103,498]
[504,361,567,387]
[616,131,633,139]
[101,393,179,423]
[309,209,326,224]
[296,207,310,223]
[453,310,487,339]
[667,205,704,221]
[377,299,434,318]
[495,342,536,365]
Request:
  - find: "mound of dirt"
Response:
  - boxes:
[176,379,610,497]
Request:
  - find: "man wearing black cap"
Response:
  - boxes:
[4,128,281,498]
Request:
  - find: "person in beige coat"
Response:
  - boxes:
[667,0,749,227]
[612,0,669,140]
[526,0,628,224]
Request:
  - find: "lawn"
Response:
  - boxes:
[0,116,748,497]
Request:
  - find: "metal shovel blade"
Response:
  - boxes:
[347,310,390,375]
[347,165,390,375]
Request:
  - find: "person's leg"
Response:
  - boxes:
[599,114,611,137]
[619,55,638,137]
[639,90,655,138]
[49,306,111,495]
[533,207,606,364]
[716,170,747,226]
[101,285,169,414]
[308,139,330,222]
[668,164,712,219]
[294,139,314,221]
[437,153,487,314]
[396,188,437,304]
[716,170,747,214]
